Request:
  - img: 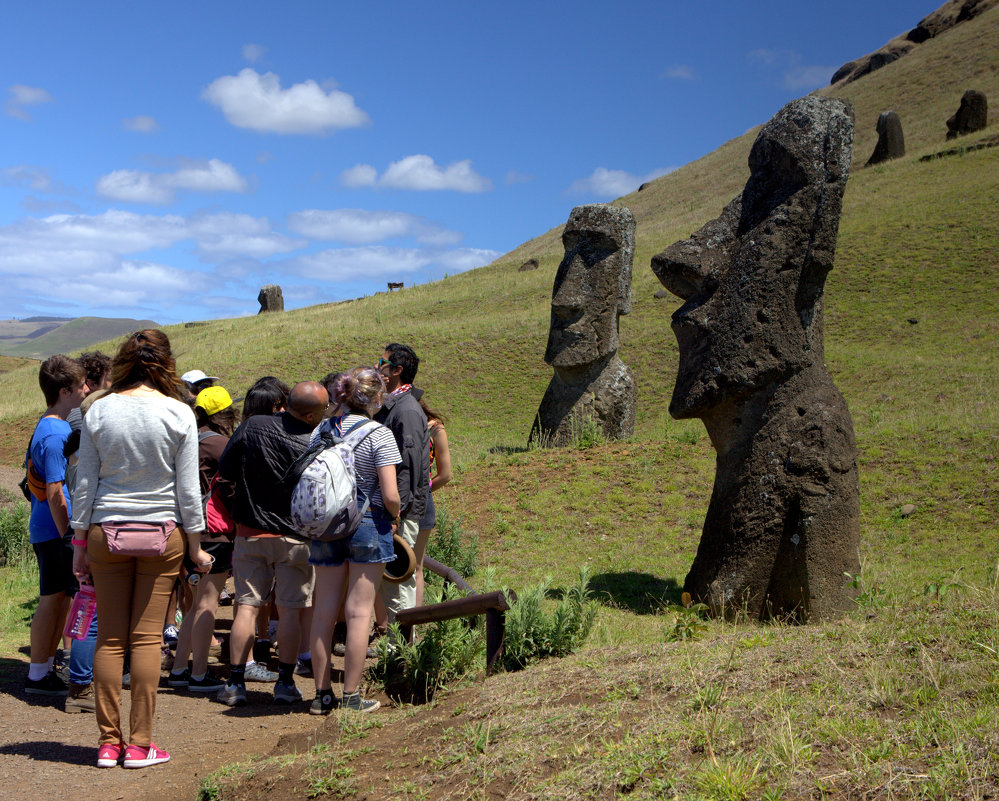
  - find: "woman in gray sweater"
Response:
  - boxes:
[71,330,210,769]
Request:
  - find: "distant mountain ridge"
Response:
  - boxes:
[0,317,159,360]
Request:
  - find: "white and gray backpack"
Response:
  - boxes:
[288,419,380,541]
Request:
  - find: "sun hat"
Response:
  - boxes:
[195,386,234,416]
[181,369,220,384]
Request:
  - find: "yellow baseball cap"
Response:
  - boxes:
[195,386,234,416]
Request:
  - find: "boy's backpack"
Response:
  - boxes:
[288,419,380,541]
[21,435,47,502]
[198,431,235,537]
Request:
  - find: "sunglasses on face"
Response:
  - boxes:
[378,358,398,369]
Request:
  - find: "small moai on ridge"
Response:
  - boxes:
[866,110,905,165]
[946,89,988,139]
[257,284,284,313]
[529,204,637,447]
[651,96,861,622]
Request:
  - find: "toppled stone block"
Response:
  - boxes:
[257,284,284,314]
[518,258,539,272]
[946,89,988,139]
[867,110,906,165]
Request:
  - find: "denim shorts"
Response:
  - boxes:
[309,510,394,567]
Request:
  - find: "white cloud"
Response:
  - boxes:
[202,68,369,134]
[287,208,461,245]
[123,115,160,133]
[284,245,499,281]
[6,84,53,120]
[340,164,379,188]
[340,155,491,193]
[0,165,54,191]
[567,166,674,198]
[662,64,695,80]
[748,49,833,91]
[96,170,175,204]
[242,43,266,63]
[189,212,303,258]
[96,159,249,204]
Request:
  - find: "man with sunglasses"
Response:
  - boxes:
[375,344,430,630]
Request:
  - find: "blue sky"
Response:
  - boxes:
[1,0,939,323]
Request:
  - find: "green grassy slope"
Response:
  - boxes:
[0,316,159,360]
[1,7,998,798]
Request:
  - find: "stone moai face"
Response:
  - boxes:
[652,97,854,418]
[545,204,635,370]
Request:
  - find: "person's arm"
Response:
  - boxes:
[46,481,69,534]
[429,425,452,491]
[377,464,401,520]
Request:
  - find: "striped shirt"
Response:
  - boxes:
[312,414,400,511]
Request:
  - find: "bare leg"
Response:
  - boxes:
[190,574,226,676]
[414,527,432,607]
[343,563,383,694]
[309,565,347,692]
[31,592,71,664]
[228,602,258,668]
[275,604,302,666]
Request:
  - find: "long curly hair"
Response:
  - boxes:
[109,329,186,400]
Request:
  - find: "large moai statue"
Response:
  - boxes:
[946,89,988,139]
[866,110,905,165]
[651,96,861,621]
[257,284,284,313]
[530,204,636,446]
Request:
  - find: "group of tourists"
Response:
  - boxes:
[22,329,452,769]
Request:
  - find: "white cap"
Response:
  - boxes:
[181,369,220,384]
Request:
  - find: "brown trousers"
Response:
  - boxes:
[87,523,183,747]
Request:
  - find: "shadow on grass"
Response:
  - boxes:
[588,572,684,615]
[488,445,530,455]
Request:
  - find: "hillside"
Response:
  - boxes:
[0,4,997,800]
[0,316,158,360]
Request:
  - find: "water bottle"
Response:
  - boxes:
[65,583,97,640]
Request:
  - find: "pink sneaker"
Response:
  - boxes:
[122,742,170,768]
[96,742,125,768]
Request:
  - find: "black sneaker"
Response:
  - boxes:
[341,691,379,713]
[167,668,190,688]
[273,679,303,705]
[309,690,338,715]
[188,673,226,693]
[25,670,69,697]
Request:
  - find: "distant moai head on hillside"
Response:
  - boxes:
[257,284,284,314]
[545,204,634,372]
[867,110,906,165]
[946,89,988,140]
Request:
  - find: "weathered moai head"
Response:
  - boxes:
[545,205,634,375]
[653,96,854,421]
[257,284,284,314]
[946,89,988,139]
[867,110,905,165]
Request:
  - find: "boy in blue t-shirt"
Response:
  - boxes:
[24,355,87,697]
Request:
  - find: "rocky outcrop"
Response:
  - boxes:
[651,96,861,622]
[831,0,999,85]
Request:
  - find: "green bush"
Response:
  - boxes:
[502,567,598,671]
[371,584,485,703]
[426,505,477,582]
[0,502,30,567]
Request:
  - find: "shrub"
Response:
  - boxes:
[371,584,485,703]
[0,502,30,567]
[502,567,598,671]
[426,505,477,582]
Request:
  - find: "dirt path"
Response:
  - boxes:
[0,464,370,801]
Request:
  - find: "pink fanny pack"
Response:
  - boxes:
[101,520,177,556]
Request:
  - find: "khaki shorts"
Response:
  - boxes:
[233,536,314,608]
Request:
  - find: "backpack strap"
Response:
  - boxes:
[199,430,222,442]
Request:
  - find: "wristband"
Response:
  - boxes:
[70,538,87,547]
